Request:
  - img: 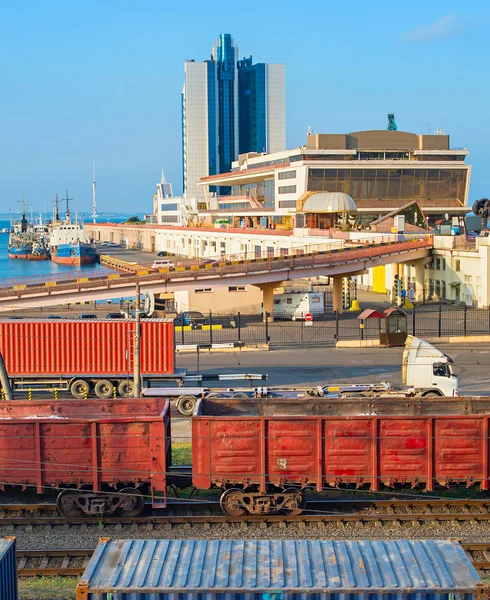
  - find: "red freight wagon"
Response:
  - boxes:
[193,398,490,515]
[0,319,175,398]
[0,398,171,516]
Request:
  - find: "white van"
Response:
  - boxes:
[152,259,176,269]
[260,291,325,320]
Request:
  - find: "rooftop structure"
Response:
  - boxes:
[197,128,471,229]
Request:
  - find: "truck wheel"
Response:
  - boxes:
[70,379,90,399]
[423,391,441,397]
[233,393,249,399]
[118,380,134,398]
[206,393,223,399]
[177,395,197,416]
[94,379,114,399]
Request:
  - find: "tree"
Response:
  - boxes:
[126,216,140,223]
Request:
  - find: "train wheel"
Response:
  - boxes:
[94,379,114,399]
[282,489,306,516]
[56,490,84,517]
[70,379,90,399]
[117,488,145,517]
[118,379,134,398]
[177,395,197,417]
[220,488,245,516]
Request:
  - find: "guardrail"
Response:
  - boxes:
[0,237,433,301]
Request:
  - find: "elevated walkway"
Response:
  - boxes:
[0,237,433,312]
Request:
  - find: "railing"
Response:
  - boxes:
[0,237,433,301]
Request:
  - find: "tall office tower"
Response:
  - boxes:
[182,33,285,200]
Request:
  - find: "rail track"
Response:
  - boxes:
[9,499,490,576]
[3,498,490,531]
[15,544,490,577]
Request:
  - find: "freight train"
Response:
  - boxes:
[1,394,490,517]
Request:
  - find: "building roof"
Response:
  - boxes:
[79,539,481,596]
[302,192,357,213]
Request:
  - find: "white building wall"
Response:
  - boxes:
[183,62,210,201]
[265,64,286,154]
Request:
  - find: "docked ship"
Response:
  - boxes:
[50,193,97,266]
[27,240,50,261]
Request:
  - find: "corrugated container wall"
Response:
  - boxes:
[0,319,174,376]
[0,538,18,600]
[77,538,484,600]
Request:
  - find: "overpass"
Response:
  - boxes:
[0,237,433,313]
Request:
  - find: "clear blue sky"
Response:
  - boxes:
[1,0,489,214]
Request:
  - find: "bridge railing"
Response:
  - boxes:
[0,236,433,300]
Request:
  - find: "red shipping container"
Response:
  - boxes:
[0,319,174,376]
[0,398,171,512]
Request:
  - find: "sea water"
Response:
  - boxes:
[0,219,110,283]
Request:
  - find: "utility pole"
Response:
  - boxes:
[133,282,141,397]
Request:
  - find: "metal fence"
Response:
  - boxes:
[176,305,490,348]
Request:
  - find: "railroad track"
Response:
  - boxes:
[4,498,490,517]
[16,544,490,577]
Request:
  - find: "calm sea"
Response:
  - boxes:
[0,218,116,283]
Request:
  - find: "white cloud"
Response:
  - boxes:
[400,14,465,43]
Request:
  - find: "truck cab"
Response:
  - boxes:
[402,336,458,396]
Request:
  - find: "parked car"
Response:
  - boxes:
[106,312,125,319]
[157,251,173,257]
[46,315,62,319]
[174,311,206,328]
[152,259,175,269]
[79,314,97,320]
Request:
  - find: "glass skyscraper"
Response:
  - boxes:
[182,34,285,200]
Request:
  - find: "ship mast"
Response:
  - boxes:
[19,194,27,233]
[92,163,98,224]
[64,191,72,222]
[53,194,60,222]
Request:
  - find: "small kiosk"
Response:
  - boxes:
[380,307,408,346]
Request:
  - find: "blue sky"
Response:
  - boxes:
[0,0,489,214]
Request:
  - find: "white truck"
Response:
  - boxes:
[145,336,458,415]
[260,290,325,321]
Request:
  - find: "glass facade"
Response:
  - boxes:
[307,168,467,202]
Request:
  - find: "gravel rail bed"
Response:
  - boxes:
[5,521,490,551]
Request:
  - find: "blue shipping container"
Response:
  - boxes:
[0,537,17,600]
[77,538,485,600]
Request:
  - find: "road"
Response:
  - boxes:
[175,344,490,394]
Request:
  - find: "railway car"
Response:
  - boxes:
[192,397,490,515]
[0,398,171,517]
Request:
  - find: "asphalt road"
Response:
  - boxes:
[175,344,490,395]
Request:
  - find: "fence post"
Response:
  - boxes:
[335,311,339,341]
[301,316,304,348]
[209,311,213,346]
[488,306,490,334]
[265,312,270,343]
[412,305,416,337]
[464,304,467,337]
[438,304,442,338]
[237,312,241,342]
[181,319,184,346]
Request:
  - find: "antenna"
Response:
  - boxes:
[92,162,98,224]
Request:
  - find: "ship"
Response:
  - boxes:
[50,192,97,266]
[27,240,50,261]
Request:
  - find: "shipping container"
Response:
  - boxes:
[0,318,175,397]
[76,538,485,600]
[193,398,490,515]
[0,537,17,600]
[0,398,171,516]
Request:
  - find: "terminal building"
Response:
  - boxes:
[195,128,470,230]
